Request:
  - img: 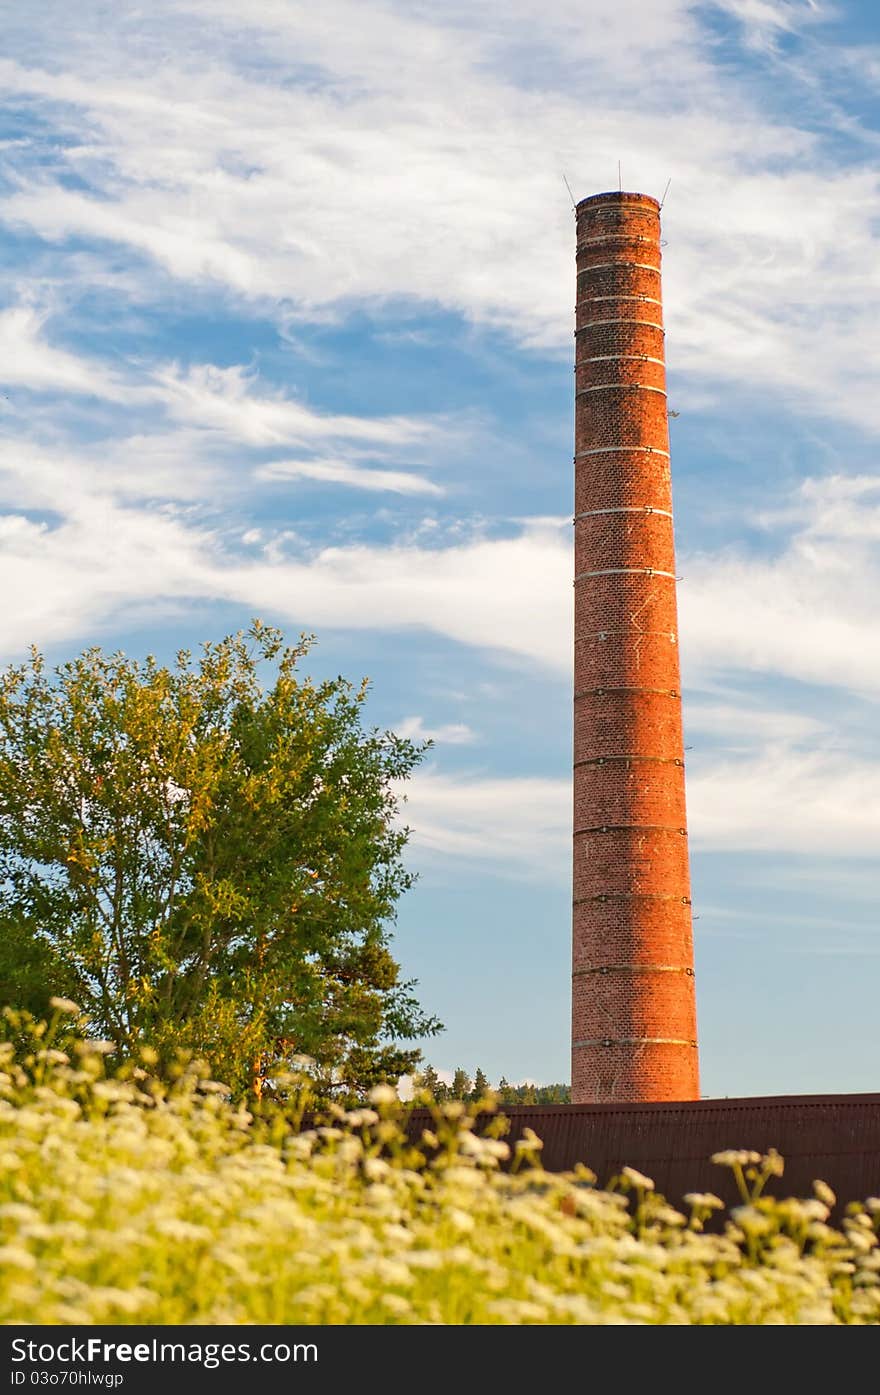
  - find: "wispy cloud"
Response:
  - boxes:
[395,716,476,745]
[402,766,570,876]
[0,301,128,399]
[153,362,436,448]
[0,498,571,668]
[3,0,879,436]
[254,457,442,496]
[684,699,826,745]
[680,470,880,694]
[709,0,824,49]
[687,745,880,855]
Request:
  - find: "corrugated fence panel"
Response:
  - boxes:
[407,1094,880,1210]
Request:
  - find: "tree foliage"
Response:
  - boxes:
[0,622,440,1095]
[414,1064,571,1105]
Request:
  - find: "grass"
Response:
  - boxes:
[1,1006,879,1325]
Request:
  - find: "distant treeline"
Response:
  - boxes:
[414,1065,570,1105]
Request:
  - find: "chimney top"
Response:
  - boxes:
[575,190,660,212]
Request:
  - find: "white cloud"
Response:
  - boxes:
[3,480,878,866]
[0,500,215,653]
[0,491,571,668]
[254,457,442,496]
[401,765,569,875]
[7,454,880,706]
[154,362,436,449]
[0,341,447,504]
[233,521,572,670]
[679,537,880,696]
[709,0,823,47]
[758,474,880,541]
[2,0,879,435]
[0,432,222,509]
[394,716,476,745]
[395,731,880,875]
[683,699,825,745]
[0,301,127,399]
[687,745,880,855]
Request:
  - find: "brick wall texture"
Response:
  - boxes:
[572,190,699,1104]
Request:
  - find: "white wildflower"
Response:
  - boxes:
[711,1150,762,1168]
[440,1101,465,1120]
[731,1206,773,1236]
[371,1258,413,1287]
[447,1208,475,1233]
[846,1228,875,1254]
[153,1218,211,1243]
[441,1166,484,1190]
[381,1292,412,1318]
[0,1246,36,1270]
[482,1139,510,1161]
[0,1203,39,1223]
[346,1109,378,1128]
[514,1128,543,1154]
[48,997,81,1015]
[457,1130,483,1157]
[813,1180,836,1208]
[621,1166,655,1191]
[684,1192,725,1211]
[368,1084,397,1106]
[363,1157,390,1182]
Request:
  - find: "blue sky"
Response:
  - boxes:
[2,0,880,1097]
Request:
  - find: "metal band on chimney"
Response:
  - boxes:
[581,295,663,306]
[576,321,665,332]
[577,234,659,247]
[571,898,694,909]
[573,824,688,836]
[573,755,683,768]
[574,568,677,581]
[577,261,661,274]
[572,965,696,978]
[574,508,673,522]
[575,446,670,458]
[573,1038,699,1049]
[575,384,668,397]
[576,355,666,368]
[575,686,678,697]
[574,630,677,638]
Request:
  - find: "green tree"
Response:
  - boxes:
[0,623,440,1096]
[0,923,77,1020]
[450,1066,471,1100]
[492,1078,571,1105]
[413,1063,447,1100]
[470,1066,490,1100]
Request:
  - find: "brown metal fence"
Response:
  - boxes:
[408,1093,880,1211]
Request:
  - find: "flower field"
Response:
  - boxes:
[1,1012,879,1325]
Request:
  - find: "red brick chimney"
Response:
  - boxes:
[572,190,699,1103]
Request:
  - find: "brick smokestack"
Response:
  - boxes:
[572,190,699,1103]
